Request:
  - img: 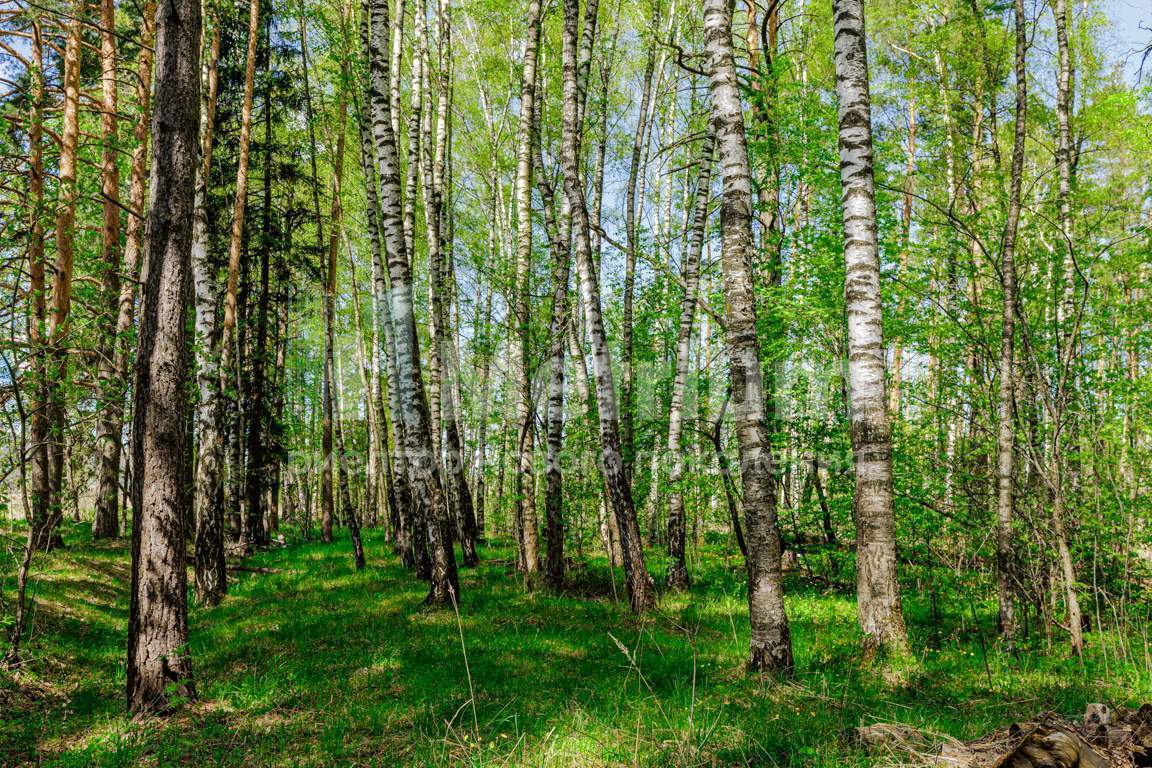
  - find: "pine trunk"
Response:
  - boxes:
[126,0,201,713]
[91,0,123,539]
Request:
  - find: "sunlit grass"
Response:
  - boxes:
[1,521,1145,766]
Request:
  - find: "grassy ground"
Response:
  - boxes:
[1,522,1146,767]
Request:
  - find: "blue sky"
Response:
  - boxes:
[1104,0,1152,82]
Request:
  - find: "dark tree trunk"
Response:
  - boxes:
[126,0,201,714]
[244,15,276,552]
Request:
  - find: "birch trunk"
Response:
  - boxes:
[622,41,656,485]
[534,112,572,592]
[831,0,909,658]
[995,0,1028,650]
[703,0,792,669]
[1051,0,1084,658]
[562,0,655,614]
[511,0,544,574]
[359,6,421,569]
[368,0,459,603]
[192,21,226,605]
[666,127,714,590]
[426,0,479,566]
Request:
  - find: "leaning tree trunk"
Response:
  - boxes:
[831,0,910,659]
[561,0,656,614]
[13,15,46,665]
[995,0,1029,650]
[666,126,714,590]
[510,0,543,575]
[126,0,201,714]
[192,21,226,606]
[367,0,459,604]
[703,0,793,671]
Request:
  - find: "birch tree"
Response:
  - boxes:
[562,0,656,614]
[666,125,713,590]
[703,0,792,669]
[367,0,460,604]
[831,0,909,658]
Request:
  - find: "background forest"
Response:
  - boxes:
[2,0,1152,764]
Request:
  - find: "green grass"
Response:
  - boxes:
[1,522,1146,767]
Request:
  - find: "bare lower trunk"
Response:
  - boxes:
[534,115,571,592]
[511,0,543,575]
[192,22,226,606]
[666,126,714,590]
[704,0,792,670]
[357,10,420,568]
[244,20,278,552]
[36,7,82,552]
[126,0,201,712]
[1051,0,1083,659]
[831,0,909,659]
[995,0,1029,650]
[91,0,122,539]
[324,15,355,563]
[217,0,261,547]
[11,18,46,661]
[25,15,50,561]
[426,0,478,567]
[95,2,157,539]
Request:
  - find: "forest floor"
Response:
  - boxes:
[0,524,1146,767]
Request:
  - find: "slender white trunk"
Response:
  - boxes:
[831,0,909,658]
[666,126,714,589]
[367,0,459,603]
[703,0,792,670]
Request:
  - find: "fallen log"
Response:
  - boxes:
[856,704,1152,767]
